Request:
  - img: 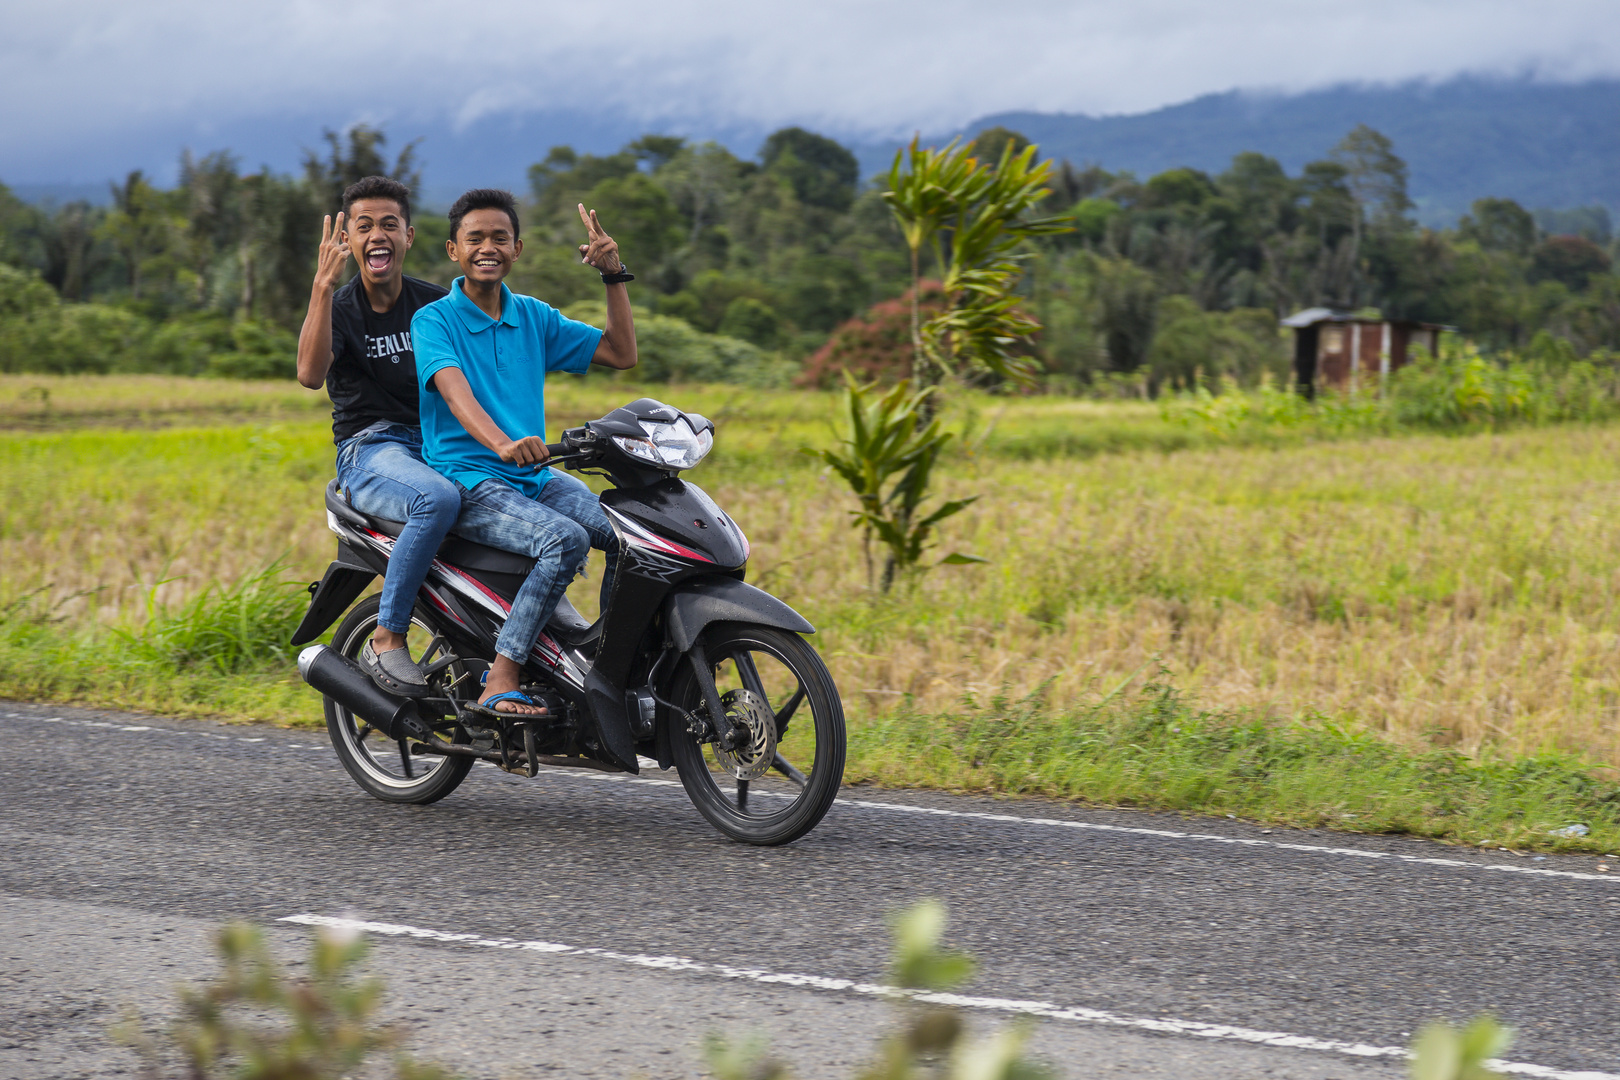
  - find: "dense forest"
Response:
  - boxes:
[0,121,1615,391]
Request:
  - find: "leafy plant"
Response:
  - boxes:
[814,374,983,592]
[1409,1015,1513,1080]
[883,138,1071,393]
[113,922,454,1080]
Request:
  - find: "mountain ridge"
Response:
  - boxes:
[921,77,1620,225]
[9,77,1616,225]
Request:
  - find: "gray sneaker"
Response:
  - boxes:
[360,641,429,699]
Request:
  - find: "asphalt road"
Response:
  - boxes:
[4,701,1620,1080]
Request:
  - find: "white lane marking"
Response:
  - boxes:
[8,708,1617,884]
[279,913,1614,1080]
[523,764,1620,886]
[831,799,1620,885]
[3,711,324,747]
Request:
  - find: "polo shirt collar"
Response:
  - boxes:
[448,277,521,332]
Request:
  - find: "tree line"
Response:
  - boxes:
[1,121,1615,390]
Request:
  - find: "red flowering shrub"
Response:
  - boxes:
[797,283,944,388]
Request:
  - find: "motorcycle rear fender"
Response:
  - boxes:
[289,544,378,646]
[662,576,814,654]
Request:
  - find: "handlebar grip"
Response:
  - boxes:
[544,443,566,458]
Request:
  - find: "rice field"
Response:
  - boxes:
[5,374,1620,767]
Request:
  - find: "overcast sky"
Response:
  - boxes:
[5,0,1620,182]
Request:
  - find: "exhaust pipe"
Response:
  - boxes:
[298,644,419,739]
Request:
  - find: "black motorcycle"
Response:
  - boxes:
[291,398,845,846]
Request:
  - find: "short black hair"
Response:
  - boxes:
[342,175,412,225]
[448,188,520,241]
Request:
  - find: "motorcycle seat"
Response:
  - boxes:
[324,479,599,645]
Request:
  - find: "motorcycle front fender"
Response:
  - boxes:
[662,576,815,654]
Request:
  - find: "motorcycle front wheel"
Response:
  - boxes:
[324,594,474,805]
[668,624,845,846]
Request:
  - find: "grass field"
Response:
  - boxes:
[6,374,1620,851]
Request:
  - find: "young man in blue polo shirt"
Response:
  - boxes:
[412,189,637,719]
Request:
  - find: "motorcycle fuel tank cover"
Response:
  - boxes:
[602,479,748,570]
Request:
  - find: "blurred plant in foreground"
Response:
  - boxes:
[1409,1015,1513,1080]
[113,922,454,1080]
[706,900,1053,1080]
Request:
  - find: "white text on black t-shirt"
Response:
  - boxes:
[366,331,414,364]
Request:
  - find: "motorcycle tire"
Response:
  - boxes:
[324,594,474,805]
[668,623,845,846]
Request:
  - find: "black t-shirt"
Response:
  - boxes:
[327,274,450,443]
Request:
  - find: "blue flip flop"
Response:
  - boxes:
[464,689,547,720]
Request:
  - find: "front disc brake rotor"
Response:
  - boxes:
[712,688,777,781]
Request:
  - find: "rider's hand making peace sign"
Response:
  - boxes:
[313,211,352,292]
[577,204,623,276]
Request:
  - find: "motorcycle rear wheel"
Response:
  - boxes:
[668,624,845,846]
[324,595,474,805]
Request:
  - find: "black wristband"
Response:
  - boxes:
[601,263,634,285]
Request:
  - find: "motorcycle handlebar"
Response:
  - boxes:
[532,441,591,471]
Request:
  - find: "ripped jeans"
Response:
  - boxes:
[452,471,618,664]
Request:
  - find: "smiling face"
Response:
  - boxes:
[447,207,522,288]
[345,198,414,287]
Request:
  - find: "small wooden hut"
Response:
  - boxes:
[1282,308,1449,395]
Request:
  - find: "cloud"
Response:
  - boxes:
[5,0,1619,170]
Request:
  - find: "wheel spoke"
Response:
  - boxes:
[732,650,772,711]
[773,684,806,735]
[397,739,414,779]
[736,778,749,811]
[771,753,807,788]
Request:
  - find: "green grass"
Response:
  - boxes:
[0,564,315,723]
[851,678,1620,853]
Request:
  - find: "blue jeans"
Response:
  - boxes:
[336,426,461,635]
[453,472,618,664]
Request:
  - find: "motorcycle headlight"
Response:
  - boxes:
[613,416,713,470]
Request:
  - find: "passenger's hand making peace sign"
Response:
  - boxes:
[577,204,623,276]
[314,211,351,291]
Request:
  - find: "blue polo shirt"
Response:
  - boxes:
[413,278,602,498]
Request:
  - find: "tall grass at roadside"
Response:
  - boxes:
[0,565,315,722]
[851,674,1620,852]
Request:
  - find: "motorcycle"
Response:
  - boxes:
[291,398,845,846]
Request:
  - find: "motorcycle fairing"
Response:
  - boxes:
[602,479,747,570]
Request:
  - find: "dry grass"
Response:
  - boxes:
[5,382,1620,764]
[0,373,334,429]
[771,426,1620,761]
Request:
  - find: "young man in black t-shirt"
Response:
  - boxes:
[296,175,453,698]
